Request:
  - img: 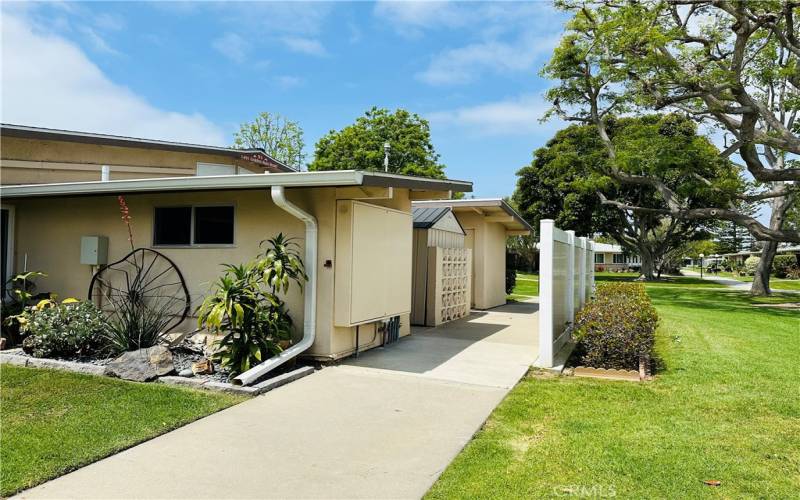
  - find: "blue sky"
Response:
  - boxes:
[1,1,568,198]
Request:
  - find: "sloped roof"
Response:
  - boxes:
[412,198,533,233]
[412,206,451,228]
[0,170,473,199]
[1,123,296,172]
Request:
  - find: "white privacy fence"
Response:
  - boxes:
[536,219,595,368]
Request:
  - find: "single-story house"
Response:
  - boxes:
[411,199,532,310]
[593,243,641,271]
[0,126,473,381]
[0,123,295,184]
[721,245,800,267]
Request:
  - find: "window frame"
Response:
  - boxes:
[612,253,626,264]
[151,203,236,249]
[594,253,604,264]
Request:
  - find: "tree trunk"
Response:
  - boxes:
[751,241,777,295]
[639,247,656,281]
[750,193,795,295]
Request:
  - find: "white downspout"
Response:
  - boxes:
[233,186,318,386]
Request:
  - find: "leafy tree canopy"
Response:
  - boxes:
[309,107,446,178]
[233,112,305,169]
[514,114,739,279]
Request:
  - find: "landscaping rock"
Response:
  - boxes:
[179,368,194,377]
[106,346,175,382]
[191,358,214,375]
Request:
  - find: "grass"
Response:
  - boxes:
[428,286,800,499]
[0,366,245,496]
[509,272,539,299]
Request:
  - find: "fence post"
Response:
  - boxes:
[537,219,555,367]
[578,236,588,308]
[565,230,575,324]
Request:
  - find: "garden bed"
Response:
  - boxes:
[0,345,315,397]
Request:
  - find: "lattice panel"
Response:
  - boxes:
[426,247,472,326]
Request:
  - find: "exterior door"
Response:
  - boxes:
[464,229,475,307]
[1,206,14,300]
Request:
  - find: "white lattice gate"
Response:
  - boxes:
[425,247,472,326]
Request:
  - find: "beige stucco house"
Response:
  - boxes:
[592,242,641,271]
[411,199,532,310]
[0,125,472,383]
[0,123,294,185]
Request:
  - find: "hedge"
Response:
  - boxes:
[572,282,658,371]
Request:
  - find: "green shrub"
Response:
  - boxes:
[197,234,306,377]
[744,255,760,275]
[19,300,111,358]
[572,282,658,371]
[771,255,797,279]
[505,269,516,295]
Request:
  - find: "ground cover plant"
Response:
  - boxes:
[428,286,800,498]
[0,366,244,496]
[572,282,657,371]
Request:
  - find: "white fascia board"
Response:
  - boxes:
[0,171,369,198]
[1,170,472,199]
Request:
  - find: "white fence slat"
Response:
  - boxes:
[535,220,595,368]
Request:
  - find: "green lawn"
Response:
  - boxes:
[0,366,244,496]
[429,286,800,499]
[509,272,539,299]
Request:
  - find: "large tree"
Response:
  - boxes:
[514,114,737,280]
[544,0,799,294]
[233,112,305,169]
[309,107,446,178]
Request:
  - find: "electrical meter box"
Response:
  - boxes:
[80,236,109,265]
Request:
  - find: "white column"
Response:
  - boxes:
[536,219,555,368]
[565,230,575,324]
[589,241,596,295]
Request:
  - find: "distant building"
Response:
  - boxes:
[592,243,641,271]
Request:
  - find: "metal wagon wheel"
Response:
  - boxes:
[88,248,191,342]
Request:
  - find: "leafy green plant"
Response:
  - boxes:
[744,256,761,276]
[19,299,111,358]
[2,271,49,347]
[197,234,306,376]
[572,282,658,371]
[771,255,797,279]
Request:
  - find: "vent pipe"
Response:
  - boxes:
[233,186,318,386]
[101,165,110,181]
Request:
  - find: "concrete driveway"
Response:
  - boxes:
[17,300,538,500]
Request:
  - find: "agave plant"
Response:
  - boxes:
[197,234,306,376]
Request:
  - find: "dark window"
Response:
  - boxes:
[613,254,625,264]
[154,207,191,245]
[594,253,604,264]
[194,206,234,244]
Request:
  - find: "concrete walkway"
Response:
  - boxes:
[682,269,800,294]
[17,301,538,500]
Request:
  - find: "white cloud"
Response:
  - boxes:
[427,94,562,135]
[373,1,467,36]
[417,34,559,85]
[281,36,327,56]
[1,13,227,146]
[212,32,249,63]
[79,25,120,55]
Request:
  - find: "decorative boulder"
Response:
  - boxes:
[106,345,175,382]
